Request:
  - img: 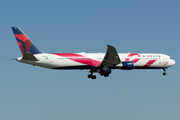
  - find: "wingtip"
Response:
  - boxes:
[107,44,114,47]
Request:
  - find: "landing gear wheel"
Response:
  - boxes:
[92,75,96,79]
[87,70,97,79]
[88,74,92,78]
[163,68,167,76]
[163,73,167,76]
[87,74,97,79]
[104,73,109,77]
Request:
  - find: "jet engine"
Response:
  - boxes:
[115,61,134,69]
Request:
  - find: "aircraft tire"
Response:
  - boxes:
[163,73,167,76]
[104,73,109,77]
[88,74,92,78]
[92,75,96,79]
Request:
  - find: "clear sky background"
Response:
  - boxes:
[1,0,180,120]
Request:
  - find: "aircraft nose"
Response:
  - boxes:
[171,59,175,65]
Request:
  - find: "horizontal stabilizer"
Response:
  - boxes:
[22,52,39,61]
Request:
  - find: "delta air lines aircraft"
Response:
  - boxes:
[12,27,175,79]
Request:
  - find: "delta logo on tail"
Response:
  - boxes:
[12,27,42,55]
[11,27,175,79]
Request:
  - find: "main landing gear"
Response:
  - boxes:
[163,68,167,76]
[88,70,97,79]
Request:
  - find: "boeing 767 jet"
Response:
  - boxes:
[11,27,175,79]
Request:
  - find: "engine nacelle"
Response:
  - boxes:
[115,61,134,69]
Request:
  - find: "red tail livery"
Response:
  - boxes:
[12,27,42,55]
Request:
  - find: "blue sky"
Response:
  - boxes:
[1,0,180,120]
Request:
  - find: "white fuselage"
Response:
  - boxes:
[17,53,175,70]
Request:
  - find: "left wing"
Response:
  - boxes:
[99,45,121,69]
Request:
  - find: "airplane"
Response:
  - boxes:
[11,27,175,79]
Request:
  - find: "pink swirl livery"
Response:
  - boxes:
[51,53,101,67]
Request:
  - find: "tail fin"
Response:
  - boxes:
[11,27,43,55]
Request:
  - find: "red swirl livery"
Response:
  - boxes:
[125,53,141,63]
[11,27,175,79]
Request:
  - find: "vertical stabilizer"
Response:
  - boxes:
[11,27,43,55]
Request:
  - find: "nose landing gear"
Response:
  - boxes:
[163,68,167,75]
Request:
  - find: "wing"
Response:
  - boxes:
[99,45,121,69]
